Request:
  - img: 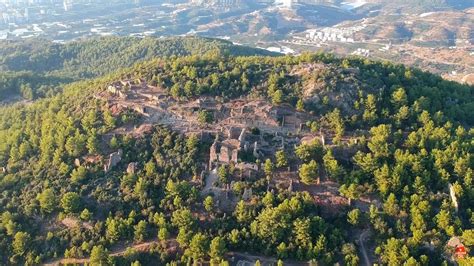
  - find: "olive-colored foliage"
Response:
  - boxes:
[61,192,81,214]
[0,43,472,265]
[0,36,273,100]
[299,160,319,184]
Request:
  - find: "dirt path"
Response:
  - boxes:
[43,239,162,266]
[358,230,371,266]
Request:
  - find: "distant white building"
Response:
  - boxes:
[275,0,295,8]
[63,0,73,11]
[352,48,370,57]
[191,0,243,6]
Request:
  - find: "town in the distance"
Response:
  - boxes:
[0,1,473,266]
[1,0,473,84]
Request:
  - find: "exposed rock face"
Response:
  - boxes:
[127,162,138,174]
[104,149,123,173]
[449,183,459,212]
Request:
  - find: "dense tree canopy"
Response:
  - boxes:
[0,38,472,265]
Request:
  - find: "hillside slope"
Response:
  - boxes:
[0,50,473,265]
[0,36,276,78]
[0,36,275,101]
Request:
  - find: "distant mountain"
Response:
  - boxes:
[371,0,474,12]
[0,36,276,101]
[0,36,275,79]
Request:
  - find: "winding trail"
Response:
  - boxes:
[359,230,371,266]
[43,239,166,265]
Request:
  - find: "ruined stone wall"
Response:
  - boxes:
[219,146,231,163]
[227,126,242,139]
[231,149,239,163]
[283,115,303,128]
[209,142,219,163]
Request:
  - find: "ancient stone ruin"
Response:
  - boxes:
[74,155,102,169]
[209,126,248,168]
[107,80,134,99]
[236,162,259,179]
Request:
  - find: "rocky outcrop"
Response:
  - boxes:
[449,183,459,212]
[104,149,123,173]
[127,162,138,174]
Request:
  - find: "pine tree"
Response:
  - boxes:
[209,236,227,261]
[37,188,56,214]
[276,150,288,168]
[299,160,318,184]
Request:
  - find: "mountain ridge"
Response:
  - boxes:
[0,36,276,102]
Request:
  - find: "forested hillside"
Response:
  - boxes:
[0,37,274,101]
[0,71,72,102]
[0,48,472,265]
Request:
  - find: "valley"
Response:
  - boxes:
[1,1,472,85]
